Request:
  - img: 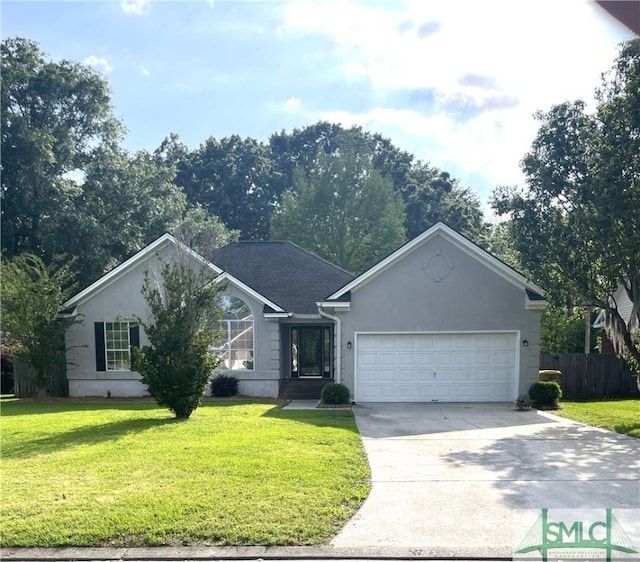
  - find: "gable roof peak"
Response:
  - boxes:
[63,232,219,308]
[327,221,545,301]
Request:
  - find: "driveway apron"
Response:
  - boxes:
[332,403,640,557]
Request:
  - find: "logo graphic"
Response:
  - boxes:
[515,508,639,562]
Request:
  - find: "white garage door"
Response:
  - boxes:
[355,332,518,402]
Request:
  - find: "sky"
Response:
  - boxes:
[1,0,634,214]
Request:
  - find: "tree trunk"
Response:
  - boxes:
[584,306,591,354]
[36,367,49,399]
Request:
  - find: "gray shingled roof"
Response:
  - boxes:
[211,241,354,314]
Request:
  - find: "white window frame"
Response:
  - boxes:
[214,297,254,371]
[105,321,131,371]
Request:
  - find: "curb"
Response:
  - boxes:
[0,545,513,561]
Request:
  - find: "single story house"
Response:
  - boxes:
[64,222,547,402]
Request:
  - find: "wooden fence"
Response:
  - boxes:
[539,354,639,400]
[13,354,68,398]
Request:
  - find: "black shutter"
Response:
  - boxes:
[95,322,106,371]
[129,325,140,348]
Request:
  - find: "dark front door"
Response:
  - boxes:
[291,326,332,378]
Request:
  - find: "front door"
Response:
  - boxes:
[291,326,332,378]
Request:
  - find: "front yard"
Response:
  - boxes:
[554,398,640,437]
[0,399,370,547]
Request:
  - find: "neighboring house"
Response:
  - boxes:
[593,284,637,352]
[64,222,547,402]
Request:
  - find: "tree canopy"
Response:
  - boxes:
[492,39,640,363]
[268,122,488,244]
[270,142,406,273]
[1,37,121,262]
[0,38,236,289]
[2,35,489,292]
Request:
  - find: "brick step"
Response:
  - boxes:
[279,378,331,400]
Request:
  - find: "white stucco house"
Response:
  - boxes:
[63,222,547,402]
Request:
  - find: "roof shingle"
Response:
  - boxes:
[211,241,354,314]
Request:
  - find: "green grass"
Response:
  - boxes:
[0,399,370,547]
[554,399,640,437]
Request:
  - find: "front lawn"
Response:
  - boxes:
[554,399,640,437]
[0,400,370,547]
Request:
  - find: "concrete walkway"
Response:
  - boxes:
[331,403,640,557]
[283,400,352,410]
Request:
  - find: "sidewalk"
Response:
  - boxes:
[1,545,506,561]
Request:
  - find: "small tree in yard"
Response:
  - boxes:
[1,254,78,398]
[131,258,223,419]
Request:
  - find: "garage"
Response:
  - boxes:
[355,332,518,402]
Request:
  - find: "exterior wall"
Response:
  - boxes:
[613,285,634,324]
[66,247,280,398]
[66,252,158,397]
[338,233,543,400]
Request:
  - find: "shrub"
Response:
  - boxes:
[321,382,350,404]
[131,259,223,419]
[211,374,239,397]
[1,254,78,398]
[529,381,562,407]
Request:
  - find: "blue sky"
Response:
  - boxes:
[2,0,633,213]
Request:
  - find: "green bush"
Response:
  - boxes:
[321,382,350,404]
[131,260,223,419]
[529,381,562,407]
[210,374,239,397]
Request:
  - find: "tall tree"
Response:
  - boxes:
[403,165,487,242]
[1,254,78,397]
[485,220,525,272]
[269,122,488,243]
[492,39,640,364]
[271,142,406,273]
[170,135,274,240]
[171,207,239,262]
[55,147,187,287]
[540,305,598,354]
[1,38,121,261]
[1,40,221,289]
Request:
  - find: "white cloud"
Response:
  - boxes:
[83,55,114,74]
[283,96,301,111]
[120,0,151,16]
[284,0,621,107]
[320,103,538,214]
[283,0,627,202]
[140,66,151,77]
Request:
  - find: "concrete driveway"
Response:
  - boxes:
[332,403,640,557]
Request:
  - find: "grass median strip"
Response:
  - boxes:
[1,399,370,547]
[554,398,640,437]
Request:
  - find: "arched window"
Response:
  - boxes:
[214,296,254,370]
